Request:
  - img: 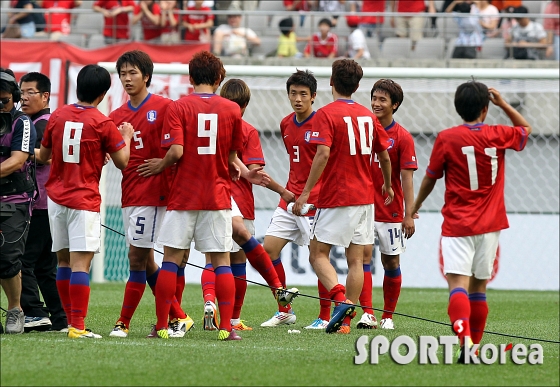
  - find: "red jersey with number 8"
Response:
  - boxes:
[42,104,126,212]
[110,94,171,208]
[161,93,243,211]
[309,99,388,208]
[426,123,528,237]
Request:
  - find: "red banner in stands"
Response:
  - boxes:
[0,41,209,110]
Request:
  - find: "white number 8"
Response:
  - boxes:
[63,121,83,163]
[197,113,217,155]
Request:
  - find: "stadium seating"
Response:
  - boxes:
[480,38,507,60]
[366,37,381,59]
[381,37,412,59]
[250,36,278,58]
[58,33,86,47]
[88,33,106,49]
[72,12,104,37]
[411,37,446,59]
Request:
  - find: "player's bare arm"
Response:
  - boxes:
[411,175,437,215]
[377,149,395,205]
[488,87,532,135]
[254,163,295,203]
[401,168,415,239]
[37,145,52,166]
[137,144,182,177]
[233,157,270,186]
[0,150,31,178]
[111,122,134,170]
[229,150,241,181]
[293,144,330,216]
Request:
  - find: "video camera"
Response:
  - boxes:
[0,100,12,136]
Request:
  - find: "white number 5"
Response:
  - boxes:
[63,121,83,163]
[197,113,217,155]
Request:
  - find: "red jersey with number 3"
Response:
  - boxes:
[42,104,126,212]
[110,94,171,208]
[309,99,387,208]
[426,123,528,237]
[279,112,321,215]
[231,120,265,220]
[372,120,418,223]
[161,93,243,211]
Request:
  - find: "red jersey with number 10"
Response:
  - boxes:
[426,123,528,237]
[309,99,388,208]
[372,120,418,223]
[231,120,265,220]
[110,94,171,208]
[42,104,126,212]
[161,93,243,211]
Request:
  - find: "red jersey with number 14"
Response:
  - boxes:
[231,120,265,220]
[110,93,171,208]
[309,99,387,208]
[372,120,417,223]
[426,123,528,237]
[162,93,243,211]
[42,104,126,212]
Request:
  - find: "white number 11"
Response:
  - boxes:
[461,146,498,190]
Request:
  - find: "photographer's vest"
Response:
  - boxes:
[0,112,35,203]
[32,113,51,210]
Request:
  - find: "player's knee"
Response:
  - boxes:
[381,254,399,270]
[128,251,149,271]
[232,227,251,245]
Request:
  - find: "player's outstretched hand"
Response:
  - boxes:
[382,185,394,205]
[402,215,415,239]
[292,192,309,216]
[488,87,506,107]
[229,161,241,181]
[118,122,134,140]
[281,189,296,203]
[245,166,270,187]
[137,158,163,177]
[104,153,111,165]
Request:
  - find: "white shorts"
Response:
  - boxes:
[441,231,500,280]
[122,206,166,249]
[157,210,233,253]
[265,207,314,246]
[312,204,374,248]
[374,221,406,255]
[231,197,243,219]
[47,198,100,253]
[231,219,255,253]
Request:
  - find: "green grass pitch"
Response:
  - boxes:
[1,284,558,386]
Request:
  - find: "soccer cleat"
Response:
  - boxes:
[337,324,351,334]
[260,311,296,327]
[218,329,242,341]
[146,325,158,338]
[356,313,378,329]
[231,320,252,331]
[203,301,219,331]
[109,321,129,338]
[156,328,169,339]
[304,318,329,330]
[168,316,194,338]
[67,327,102,339]
[456,338,476,364]
[380,318,395,330]
[325,300,355,334]
[23,316,52,332]
[275,287,300,307]
[5,308,24,334]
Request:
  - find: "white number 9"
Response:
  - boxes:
[197,113,218,155]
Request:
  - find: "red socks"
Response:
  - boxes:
[448,287,471,345]
[155,262,178,330]
[69,271,90,331]
[147,267,186,321]
[318,279,331,320]
[469,293,488,344]
[272,257,286,288]
[329,283,347,305]
[118,270,146,328]
[214,266,235,331]
[382,266,402,319]
[56,267,72,326]
[231,263,247,320]
[360,264,374,315]
[242,238,282,290]
[201,263,216,304]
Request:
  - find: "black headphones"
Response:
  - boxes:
[0,72,21,103]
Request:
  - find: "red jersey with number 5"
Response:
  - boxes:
[110,94,171,208]
[42,104,126,212]
[309,99,387,208]
[231,120,265,220]
[372,120,418,223]
[161,93,243,211]
[279,112,321,215]
[426,123,528,237]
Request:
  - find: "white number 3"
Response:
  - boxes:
[63,121,83,163]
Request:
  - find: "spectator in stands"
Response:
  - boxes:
[132,0,162,42]
[37,0,82,41]
[472,0,500,38]
[446,0,483,59]
[160,0,180,44]
[316,0,346,27]
[346,15,371,59]
[182,0,214,44]
[355,0,386,38]
[284,0,310,27]
[505,5,547,60]
[277,17,305,58]
[390,0,436,49]
[93,0,135,44]
[492,0,521,12]
[2,0,36,38]
[544,0,560,60]
[212,4,260,57]
[304,18,338,58]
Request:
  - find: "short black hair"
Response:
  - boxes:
[20,72,51,102]
[286,69,317,96]
[331,59,362,97]
[371,79,404,113]
[513,5,528,14]
[116,50,154,88]
[318,18,332,28]
[76,65,111,104]
[454,81,489,122]
[279,17,294,36]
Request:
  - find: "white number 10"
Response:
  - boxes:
[344,116,373,156]
[63,121,83,163]
[461,146,498,190]
[197,113,218,155]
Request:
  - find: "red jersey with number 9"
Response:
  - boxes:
[426,123,528,237]
[309,99,387,208]
[161,93,243,211]
[110,93,171,208]
[42,104,126,212]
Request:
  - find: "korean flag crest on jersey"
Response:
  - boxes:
[147,110,157,123]
[304,130,311,143]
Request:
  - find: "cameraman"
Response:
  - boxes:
[0,68,37,334]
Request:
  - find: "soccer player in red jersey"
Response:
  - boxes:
[292,59,394,334]
[108,50,193,339]
[356,79,418,331]
[200,78,299,332]
[39,64,133,339]
[412,81,531,362]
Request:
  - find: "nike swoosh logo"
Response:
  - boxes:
[392,247,398,251]
[284,135,289,138]
[133,237,141,241]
